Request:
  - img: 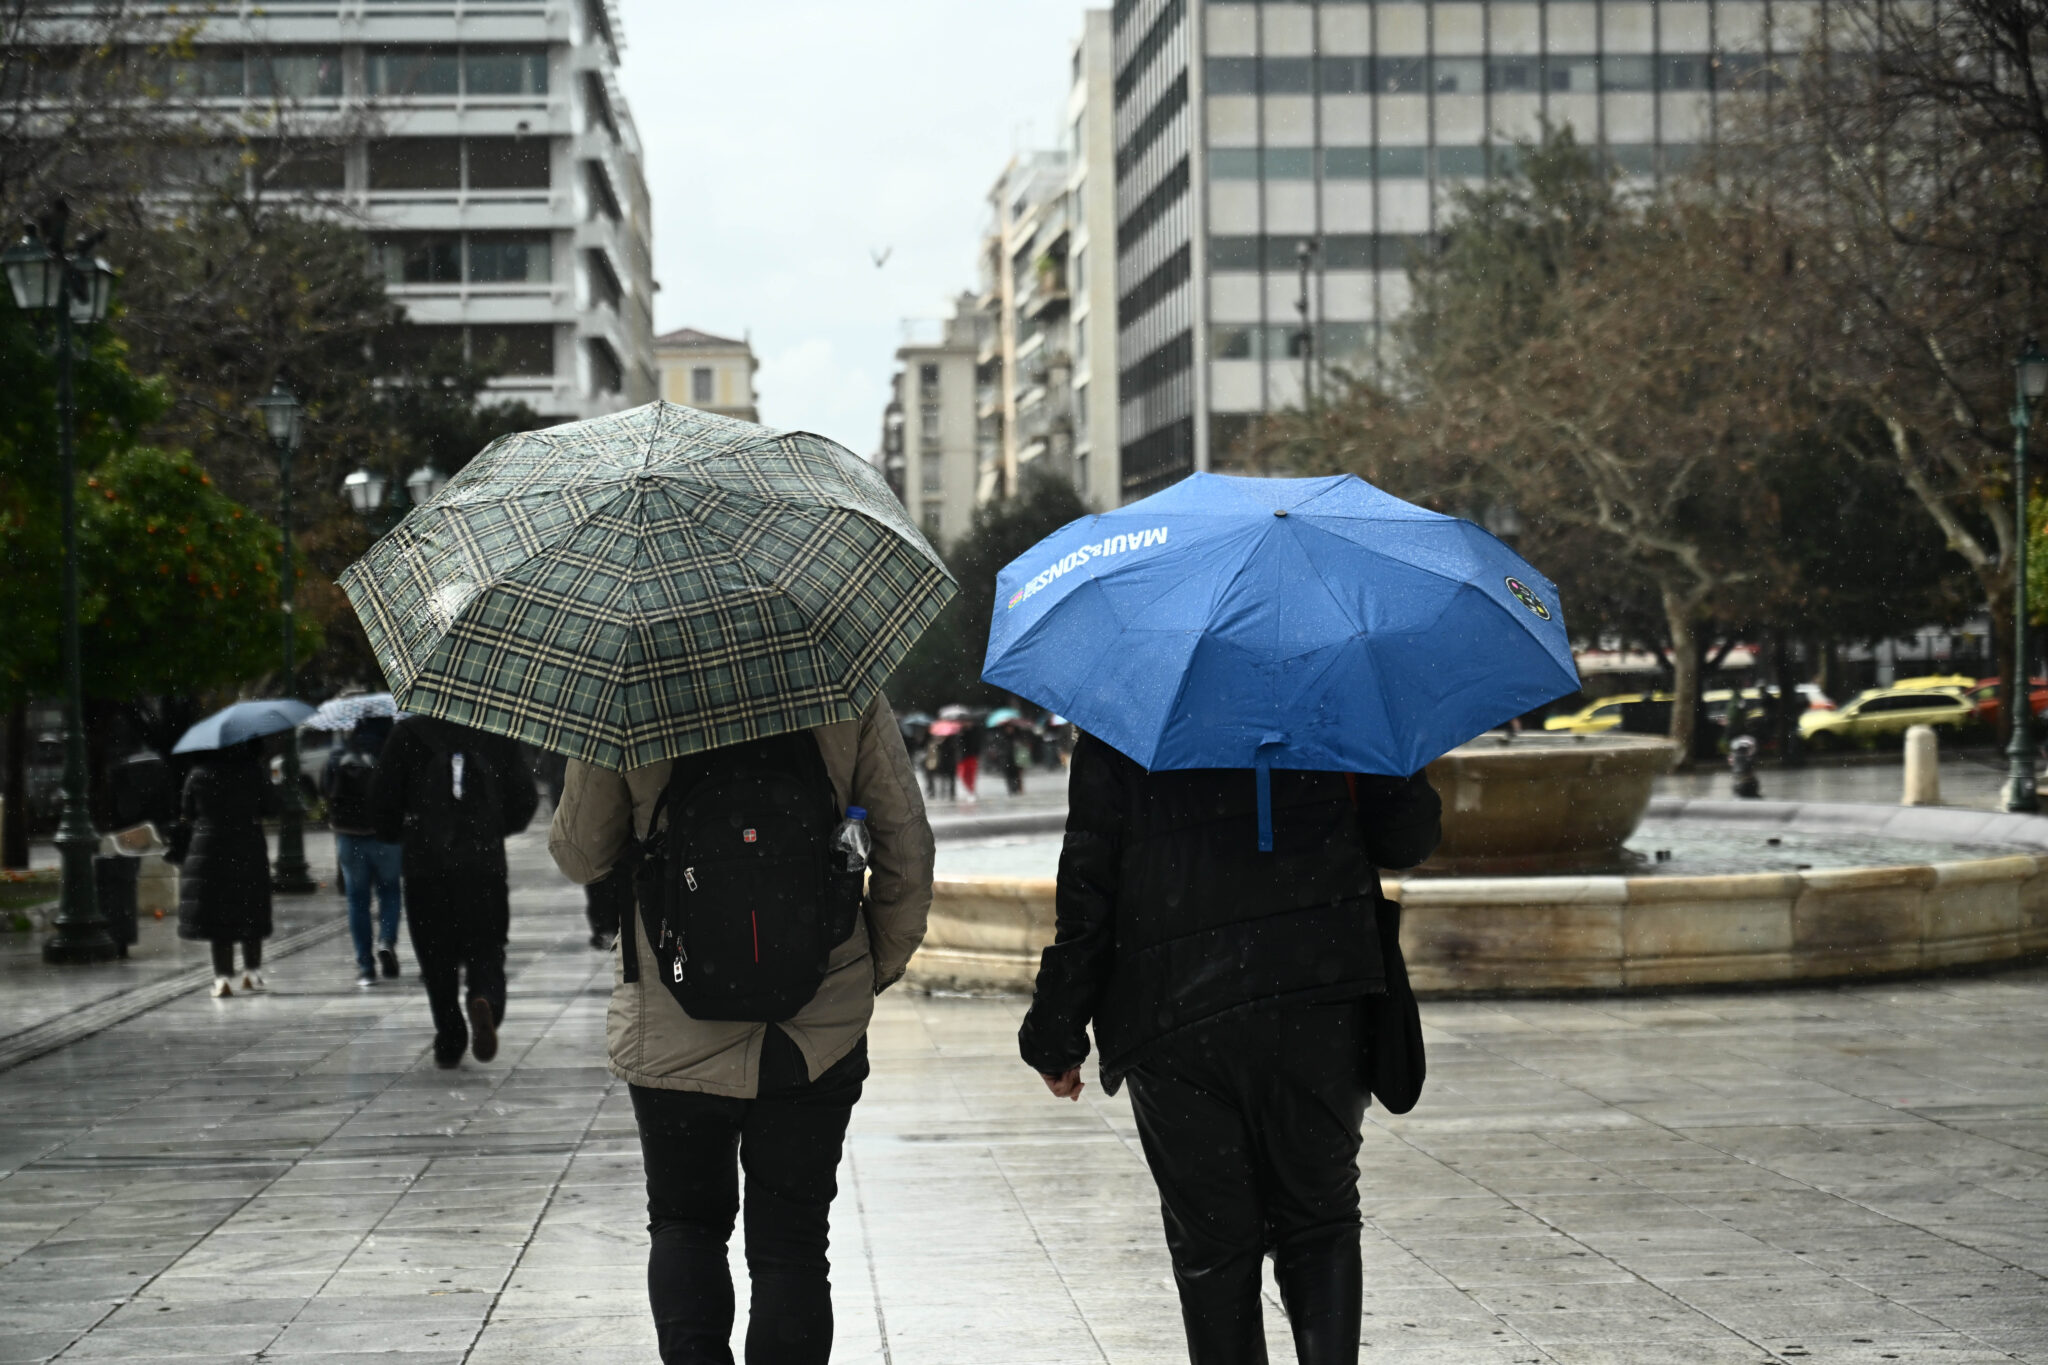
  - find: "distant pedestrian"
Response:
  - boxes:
[371,717,538,1068]
[957,720,982,802]
[1001,728,1026,796]
[167,738,277,998]
[323,715,404,988]
[549,692,933,1365]
[924,733,957,801]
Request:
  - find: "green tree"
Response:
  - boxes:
[78,445,314,701]
[888,472,1090,711]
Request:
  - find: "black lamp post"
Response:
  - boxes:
[2004,337,2048,813]
[255,382,316,892]
[3,206,118,964]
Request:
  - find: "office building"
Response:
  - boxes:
[1111,0,1798,498]
[883,297,985,546]
[155,0,655,423]
[655,328,760,422]
[1067,9,1124,504]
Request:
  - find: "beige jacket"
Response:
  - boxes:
[548,691,933,1097]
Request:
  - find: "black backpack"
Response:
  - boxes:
[326,748,379,835]
[407,724,508,869]
[626,731,863,1023]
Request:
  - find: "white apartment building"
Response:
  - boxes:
[1112,0,1798,498]
[156,0,656,423]
[883,297,984,546]
[1066,10,1124,504]
[976,151,1070,504]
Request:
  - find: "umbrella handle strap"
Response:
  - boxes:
[1255,734,1286,853]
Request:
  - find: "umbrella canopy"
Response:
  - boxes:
[927,719,963,738]
[172,700,316,755]
[983,473,1579,838]
[985,707,1025,727]
[339,402,956,770]
[306,693,400,732]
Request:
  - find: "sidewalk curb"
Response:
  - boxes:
[0,915,350,1076]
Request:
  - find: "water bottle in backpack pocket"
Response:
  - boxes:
[629,732,864,1022]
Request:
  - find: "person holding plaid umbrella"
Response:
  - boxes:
[340,402,951,1365]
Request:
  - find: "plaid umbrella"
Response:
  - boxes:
[338,402,956,771]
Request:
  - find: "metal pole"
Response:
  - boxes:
[2005,387,2038,812]
[1296,241,1313,409]
[43,256,114,963]
[271,430,314,892]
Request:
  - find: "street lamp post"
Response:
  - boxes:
[1294,238,1319,409]
[2003,337,2048,814]
[3,206,118,964]
[255,382,316,893]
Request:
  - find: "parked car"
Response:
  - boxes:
[1887,673,1976,694]
[1961,678,2048,728]
[1707,684,1838,729]
[1543,692,1673,734]
[1799,687,1978,748]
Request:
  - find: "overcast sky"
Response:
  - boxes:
[613,1,1097,452]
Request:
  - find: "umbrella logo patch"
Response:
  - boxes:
[1009,526,1171,609]
[742,829,757,843]
[1505,577,1551,620]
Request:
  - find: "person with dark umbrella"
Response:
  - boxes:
[167,737,279,998]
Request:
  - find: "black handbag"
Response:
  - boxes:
[1365,889,1426,1114]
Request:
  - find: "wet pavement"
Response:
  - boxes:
[1,795,2046,1362]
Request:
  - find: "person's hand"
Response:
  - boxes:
[1041,1067,1084,1101]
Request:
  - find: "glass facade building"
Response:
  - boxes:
[1111,0,1811,499]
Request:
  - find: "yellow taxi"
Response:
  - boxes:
[1543,693,1672,734]
[1798,686,1979,748]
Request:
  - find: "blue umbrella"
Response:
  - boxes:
[172,699,317,755]
[982,473,1580,848]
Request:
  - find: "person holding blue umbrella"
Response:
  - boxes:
[170,700,313,997]
[1001,473,1579,1365]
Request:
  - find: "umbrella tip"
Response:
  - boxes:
[1274,508,1289,518]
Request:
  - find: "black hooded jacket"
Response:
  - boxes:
[1017,732,1441,1091]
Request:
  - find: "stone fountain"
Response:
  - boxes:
[905,731,2048,995]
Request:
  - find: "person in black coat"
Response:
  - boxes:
[370,716,538,1068]
[1019,732,1441,1365]
[169,739,279,998]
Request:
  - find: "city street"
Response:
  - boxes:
[0,825,2044,1364]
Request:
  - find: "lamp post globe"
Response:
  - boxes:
[342,466,389,516]
[69,256,114,325]
[2,232,61,312]
[2004,336,2047,813]
[404,463,447,506]
[260,381,316,892]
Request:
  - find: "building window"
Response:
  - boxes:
[921,459,942,493]
[165,51,246,98]
[922,505,942,539]
[464,48,548,97]
[587,337,624,393]
[255,141,346,191]
[919,362,940,392]
[368,138,463,191]
[1075,383,1089,432]
[1072,247,1086,293]
[692,366,714,403]
[249,50,342,100]
[468,233,552,283]
[920,405,940,441]
[368,48,460,98]
[474,324,556,377]
[467,138,551,190]
[374,234,461,284]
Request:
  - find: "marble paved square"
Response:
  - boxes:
[1,829,2045,1363]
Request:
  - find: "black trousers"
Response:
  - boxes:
[209,939,262,976]
[1125,1001,1370,1365]
[629,1028,868,1365]
[403,872,508,1060]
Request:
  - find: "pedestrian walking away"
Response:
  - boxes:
[551,690,933,1365]
[1022,737,1441,1364]
[370,717,538,1068]
[165,738,278,998]
[323,714,404,987]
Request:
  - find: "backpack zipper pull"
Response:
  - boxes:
[684,867,698,892]
[671,955,684,982]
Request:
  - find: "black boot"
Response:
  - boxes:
[1273,1233,1362,1365]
